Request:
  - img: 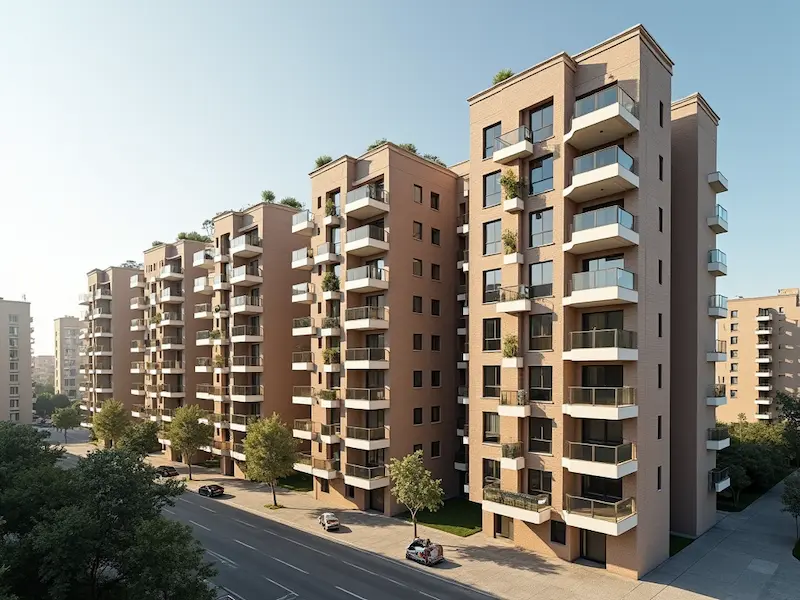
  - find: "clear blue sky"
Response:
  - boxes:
[1,1,796,354]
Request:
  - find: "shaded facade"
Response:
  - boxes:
[0,298,33,423]
[54,316,81,398]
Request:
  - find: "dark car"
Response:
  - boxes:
[198,484,224,498]
[156,466,180,478]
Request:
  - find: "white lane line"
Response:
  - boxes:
[418,592,441,600]
[163,508,176,515]
[342,561,407,588]
[220,585,247,600]
[271,556,309,574]
[263,528,330,556]
[233,539,257,551]
[188,520,210,531]
[263,576,297,596]
[335,586,368,600]
[233,518,256,528]
[206,549,238,568]
[199,505,216,513]
[178,497,195,504]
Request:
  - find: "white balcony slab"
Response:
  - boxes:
[292,326,318,337]
[315,251,342,265]
[455,461,467,472]
[345,437,390,451]
[707,438,730,451]
[294,462,313,474]
[503,253,523,265]
[320,327,342,337]
[755,413,771,420]
[563,223,639,255]
[345,238,389,257]
[194,309,214,320]
[457,223,470,235]
[755,385,772,392]
[292,394,313,405]
[562,457,638,479]
[563,510,637,537]
[500,456,525,471]
[322,291,343,301]
[707,214,728,234]
[564,164,639,203]
[756,343,772,350]
[343,475,390,490]
[292,218,315,235]
[495,299,532,314]
[292,292,316,304]
[562,403,639,420]
[343,198,390,220]
[708,171,729,193]
[708,262,727,276]
[483,500,551,525]
[503,197,524,213]
[343,398,391,410]
[497,404,531,418]
[292,257,315,270]
[345,359,389,370]
[565,103,639,151]
[458,394,469,405]
[562,286,638,308]
[714,476,731,492]
[563,348,638,362]
[292,429,314,440]
[755,356,772,363]
[312,466,339,480]
[292,362,316,371]
[708,306,728,318]
[345,318,389,331]
[493,140,534,164]
[322,363,341,373]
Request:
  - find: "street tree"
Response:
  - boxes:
[388,450,444,537]
[120,420,160,458]
[243,413,297,507]
[35,393,69,417]
[261,190,275,203]
[782,473,800,540]
[91,398,130,448]
[169,405,213,480]
[51,407,82,443]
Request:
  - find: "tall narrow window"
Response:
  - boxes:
[530,102,554,142]
[529,208,553,248]
[483,171,501,208]
[482,366,500,398]
[659,155,664,181]
[482,412,500,442]
[659,207,663,232]
[529,261,553,298]
[657,466,662,491]
[529,366,552,402]
[658,313,663,338]
[414,185,422,204]
[530,155,554,195]
[657,415,662,440]
[430,192,440,210]
[483,220,502,255]
[483,318,501,351]
[482,269,501,303]
[658,364,662,389]
[529,418,553,453]
[483,123,501,159]
[659,101,664,127]
[529,313,553,350]
[658,259,663,284]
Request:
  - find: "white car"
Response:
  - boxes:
[317,512,340,531]
[406,538,444,566]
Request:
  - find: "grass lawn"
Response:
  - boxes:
[400,497,482,537]
[277,472,313,492]
[669,535,694,557]
[794,539,800,562]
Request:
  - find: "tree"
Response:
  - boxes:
[261,190,275,203]
[315,155,333,168]
[119,259,142,269]
[388,450,444,537]
[33,382,54,397]
[91,399,130,448]
[202,218,214,238]
[243,413,297,507]
[782,474,800,540]
[422,154,446,167]
[120,420,160,458]
[396,142,418,154]
[52,407,81,443]
[776,391,800,464]
[493,68,515,84]
[177,231,211,242]
[34,393,68,417]
[279,197,303,210]
[726,463,751,507]
[169,405,213,480]
[151,240,163,247]
[366,138,387,152]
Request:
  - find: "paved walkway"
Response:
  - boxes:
[64,440,800,600]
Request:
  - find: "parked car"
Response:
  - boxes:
[198,484,225,498]
[317,512,340,531]
[155,466,180,478]
[406,538,444,566]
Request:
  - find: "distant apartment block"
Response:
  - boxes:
[0,298,33,423]
[54,316,82,398]
[32,354,55,387]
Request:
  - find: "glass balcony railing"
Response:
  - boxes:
[312,458,340,471]
[345,306,386,321]
[295,452,312,466]
[345,464,387,480]
[232,296,261,309]
[292,247,312,262]
[292,386,314,398]
[231,325,261,337]
[130,274,145,286]
[292,210,314,226]
[483,484,549,512]
[321,316,340,329]
[565,495,636,522]
[345,348,388,361]
[709,249,727,265]
[293,317,313,328]
[292,282,314,295]
[317,242,341,255]
[193,249,214,263]
[345,388,389,401]
[708,427,729,442]
[574,85,638,119]
[346,266,388,282]
[571,268,635,293]
[346,224,388,244]
[573,205,635,233]
[569,329,637,350]
[573,146,635,177]
[566,441,634,464]
[293,419,313,432]
[711,340,727,354]
[493,126,532,151]
[231,385,262,396]
[709,467,730,487]
[500,390,527,406]
[292,351,313,363]
[194,303,212,313]
[345,184,387,205]
[714,204,728,222]
[346,426,386,441]
[707,383,726,397]
[501,442,523,459]
[231,233,261,249]
[160,265,183,277]
[567,387,636,407]
[231,265,260,278]
[232,356,261,367]
[709,295,728,310]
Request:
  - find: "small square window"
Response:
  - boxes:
[414,185,422,204]
[413,259,423,277]
[430,192,440,210]
[731,389,738,398]
[413,334,423,351]
[731,376,738,384]
[413,444,423,453]
[431,299,441,316]
[730,336,738,345]
[432,371,441,387]
[431,406,441,422]
[431,441,441,458]
[431,228,441,246]
[413,221,423,240]
[731,323,739,331]
[413,372,423,388]
[432,264,441,281]
[550,520,566,545]
[413,407,423,424]
[731,310,738,318]
[431,335,441,351]
[319,478,330,493]
[413,296,423,313]
[730,350,738,358]
[345,484,355,498]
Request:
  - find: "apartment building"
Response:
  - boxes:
[290,143,459,515]
[130,240,208,442]
[462,25,728,578]
[32,354,55,388]
[54,316,82,398]
[0,298,33,423]
[78,266,142,418]
[714,289,800,423]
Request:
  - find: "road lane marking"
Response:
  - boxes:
[178,497,195,504]
[341,561,408,588]
[189,520,210,531]
[199,505,216,513]
[233,518,256,528]
[263,528,330,556]
[233,539,257,551]
[163,508,176,515]
[205,549,238,568]
[263,576,297,597]
[418,592,441,600]
[271,556,309,574]
[335,586,368,600]
[220,586,247,600]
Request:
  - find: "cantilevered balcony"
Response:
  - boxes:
[130,318,147,332]
[316,389,340,409]
[708,295,728,318]
[94,287,112,301]
[564,146,638,202]
[562,442,637,478]
[292,317,318,337]
[708,204,729,234]
[457,249,469,272]
[344,306,388,330]
[291,282,315,304]
[193,248,214,269]
[291,386,314,405]
[708,171,729,194]
[707,427,730,451]
[457,213,469,235]
[315,242,342,265]
[345,426,389,450]
[161,312,183,326]
[161,336,184,350]
[195,357,214,373]
[565,86,639,150]
[160,288,184,304]
[344,464,389,490]
[230,385,262,403]
[563,495,637,536]
[458,386,469,405]
[755,325,773,336]
[495,285,532,314]
[196,384,229,401]
[755,355,772,364]
[193,276,213,295]
[482,484,551,525]
[161,360,184,374]
[292,247,314,270]
[493,126,535,164]
[231,295,262,315]
[130,274,145,288]
[563,387,638,420]
[563,267,637,308]
[497,390,530,418]
[231,356,262,373]
[294,453,313,474]
[344,387,390,410]
[230,265,262,286]
[79,293,92,305]
[131,296,148,310]
[345,347,389,370]
[90,308,112,320]
[706,384,727,406]
[344,184,389,219]
[291,210,315,235]
[293,419,314,440]
[319,316,341,337]
[231,325,262,343]
[564,206,638,255]
[756,311,773,322]
[345,224,389,256]
[345,266,389,293]
[312,458,340,480]
[706,340,727,362]
[708,249,727,276]
[291,351,315,371]
[193,303,214,319]
[159,384,185,398]
[563,329,638,361]
[213,274,231,292]
[500,442,525,470]
[196,330,228,346]
[131,340,146,353]
[230,233,262,258]
[710,467,730,492]
[159,264,183,281]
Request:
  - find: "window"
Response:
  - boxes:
[430,192,440,210]
[659,155,664,181]
[529,208,553,247]
[731,389,738,398]
[483,171,501,208]
[529,366,552,402]
[483,365,500,397]
[431,264,441,281]
[528,469,552,503]
[412,296,422,313]
[431,228,441,246]
[530,102,554,142]
[345,484,355,498]
[730,350,738,358]
[483,219,502,255]
[529,261,553,297]
[731,376,738,384]
[431,371,441,387]
[414,185,422,204]
[730,363,738,372]
[9,386,19,396]
[412,259,423,277]
[529,313,553,350]
[659,101,664,127]
[413,334,422,351]
[657,466,662,491]
[730,336,738,345]
[530,155,554,195]
[483,318,501,351]
[483,412,500,443]
[658,364,662,389]
[431,299,440,316]
[413,221,423,240]
[483,123,501,159]
[319,478,330,493]
[659,207,664,232]
[551,521,566,545]
[657,416,662,440]
[413,371,423,388]
[413,407,423,424]
[413,444,423,453]
[483,268,501,303]
[483,458,500,483]
[731,310,738,318]
[431,406,441,422]
[730,323,739,331]
[780,307,785,313]
[431,335,441,351]
[431,441,441,458]
[658,259,663,284]
[658,313,663,338]
[529,418,553,453]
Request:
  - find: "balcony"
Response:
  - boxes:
[318,423,341,444]
[319,316,341,337]
[291,210,316,235]
[231,356,262,373]
[457,249,469,272]
[344,387,390,410]
[706,340,727,362]
[159,264,183,281]
[315,242,342,265]
[345,426,389,450]
[130,361,145,374]
[563,442,637,478]
[230,265,262,286]
[231,385,262,402]
[500,442,525,470]
[316,389,341,409]
[563,268,637,308]
[455,451,468,472]
[94,287,112,301]
[565,85,639,150]
[294,453,313,474]
[291,247,314,270]
[495,285,532,314]
[707,427,730,451]
[482,484,551,525]
[231,295,262,315]
[345,266,389,293]
[755,397,772,406]
[345,306,388,330]
[291,282,316,304]
[161,336,184,350]
[161,312,183,327]
[708,204,729,234]
[492,126,534,164]
[196,384,229,400]
[212,275,230,292]
[708,249,727,276]
[194,303,214,319]
[344,464,389,490]
[322,350,341,373]
[563,495,637,536]
[228,414,255,433]
[90,308,112,320]
[230,233,262,258]
[458,386,469,405]
[706,384,727,407]
[708,295,728,318]
[564,206,638,255]
[193,248,214,269]
[196,330,228,346]
[312,457,340,479]
[159,384,185,398]
[291,351,315,371]
[563,387,638,420]
[130,296,148,310]
[291,386,314,406]
[563,329,638,361]
[231,325,262,343]
[193,276,213,295]
[755,383,773,392]
[756,341,772,350]
[195,357,214,373]
[708,171,729,194]
[130,318,147,332]
[131,340,146,353]
[130,274,145,288]
[710,467,731,492]
[756,311,773,322]
[756,369,772,378]
[345,347,389,370]
[498,390,531,418]
[230,443,246,461]
[564,146,638,203]
[457,214,469,236]
[160,289,184,304]
[755,325,773,335]
[345,224,389,257]
[293,419,314,440]
[344,184,389,219]
[161,360,184,374]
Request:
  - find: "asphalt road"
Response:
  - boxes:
[168,489,495,600]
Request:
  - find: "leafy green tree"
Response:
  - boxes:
[243,413,297,507]
[726,463,751,507]
[388,450,444,537]
[169,405,213,480]
[33,382,54,397]
[52,407,82,443]
[151,240,164,247]
[422,154,446,167]
[261,190,276,203]
[366,138,387,152]
[776,391,800,464]
[782,474,800,540]
[91,398,130,448]
[177,231,211,242]
[34,393,68,417]
[120,420,160,458]
[396,142,418,154]
[279,197,303,209]
[493,68,514,84]
[202,218,214,238]
[315,155,333,168]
